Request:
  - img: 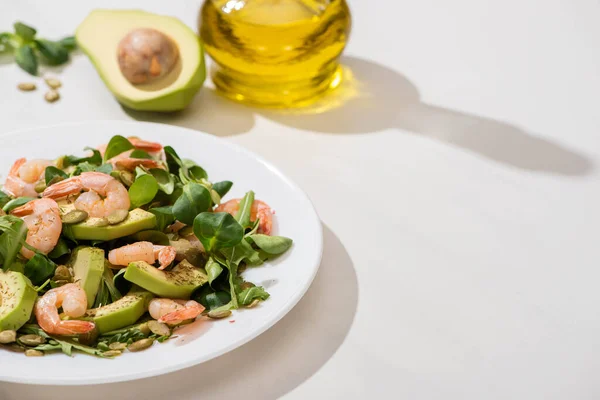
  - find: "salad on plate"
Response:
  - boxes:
[0,135,292,358]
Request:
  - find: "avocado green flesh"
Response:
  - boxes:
[0,271,37,331]
[85,289,153,334]
[124,260,208,299]
[69,247,105,306]
[66,208,157,241]
[76,9,206,112]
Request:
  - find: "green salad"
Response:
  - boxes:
[0,135,292,358]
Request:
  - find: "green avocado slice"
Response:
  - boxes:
[84,288,153,334]
[76,9,206,112]
[69,247,105,306]
[0,271,37,331]
[124,260,207,299]
[63,208,157,241]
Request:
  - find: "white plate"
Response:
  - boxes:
[0,121,322,385]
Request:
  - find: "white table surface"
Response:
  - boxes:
[1,1,599,399]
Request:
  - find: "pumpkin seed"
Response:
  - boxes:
[87,217,109,227]
[44,77,62,89]
[109,342,127,351]
[0,343,24,353]
[119,171,135,187]
[44,90,60,103]
[103,350,122,357]
[62,210,88,224]
[208,310,232,319]
[18,334,46,346]
[53,265,72,281]
[246,299,260,309]
[34,181,46,193]
[137,322,151,336]
[17,82,36,91]
[25,349,44,357]
[107,209,129,225]
[127,338,154,352]
[148,321,170,337]
[53,279,70,287]
[47,175,64,187]
[0,330,17,344]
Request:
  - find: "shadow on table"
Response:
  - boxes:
[126,56,592,176]
[0,224,358,400]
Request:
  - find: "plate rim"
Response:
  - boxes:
[0,120,323,385]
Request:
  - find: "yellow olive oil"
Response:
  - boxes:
[200,0,351,107]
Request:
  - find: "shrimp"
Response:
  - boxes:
[108,241,176,270]
[42,172,130,218]
[148,299,205,325]
[34,283,96,335]
[11,198,62,259]
[3,158,52,198]
[215,198,273,235]
[98,137,165,171]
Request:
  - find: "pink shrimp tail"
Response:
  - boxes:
[155,245,176,270]
[9,158,26,176]
[42,176,82,199]
[49,320,96,335]
[158,303,205,324]
[115,158,163,171]
[10,201,35,216]
[128,137,163,151]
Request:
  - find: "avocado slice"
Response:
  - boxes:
[69,247,105,306]
[64,208,157,241]
[0,271,37,331]
[76,9,206,112]
[124,260,207,299]
[84,288,153,334]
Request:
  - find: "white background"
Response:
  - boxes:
[1,1,599,399]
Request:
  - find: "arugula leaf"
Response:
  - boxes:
[24,253,56,285]
[149,206,175,232]
[35,39,69,65]
[94,266,121,308]
[103,135,134,162]
[248,234,293,255]
[173,182,211,225]
[237,286,270,306]
[193,212,243,252]
[128,171,159,209]
[149,168,175,195]
[13,22,36,41]
[213,181,233,198]
[235,191,254,229]
[44,166,67,185]
[15,44,37,75]
[205,256,223,286]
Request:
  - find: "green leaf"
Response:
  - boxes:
[24,253,56,285]
[34,39,69,65]
[0,215,27,270]
[95,163,113,174]
[72,162,96,175]
[193,212,243,252]
[149,168,175,195]
[14,44,38,75]
[13,22,36,41]
[59,36,76,51]
[65,147,102,166]
[164,146,185,176]
[172,182,211,226]
[103,135,134,162]
[47,238,70,259]
[237,286,270,306]
[130,149,152,159]
[248,234,293,255]
[44,166,67,186]
[235,191,254,229]
[128,174,159,209]
[205,257,223,286]
[2,197,35,213]
[213,181,233,198]
[183,159,208,181]
[0,191,11,209]
[129,230,170,246]
[149,206,175,232]
[221,239,261,266]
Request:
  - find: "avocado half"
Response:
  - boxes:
[76,9,206,112]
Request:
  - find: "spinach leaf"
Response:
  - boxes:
[48,238,70,259]
[213,181,233,198]
[173,182,211,225]
[13,22,36,41]
[248,234,293,255]
[59,36,76,51]
[15,44,37,75]
[0,191,11,208]
[24,253,56,285]
[103,135,134,162]
[65,147,102,166]
[128,168,159,209]
[44,166,67,185]
[193,212,243,252]
[2,197,35,213]
[205,257,223,286]
[237,286,270,306]
[34,39,69,65]
[194,285,231,310]
[149,168,175,195]
[235,191,254,229]
[149,206,175,232]
[0,215,27,269]
[130,149,152,159]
